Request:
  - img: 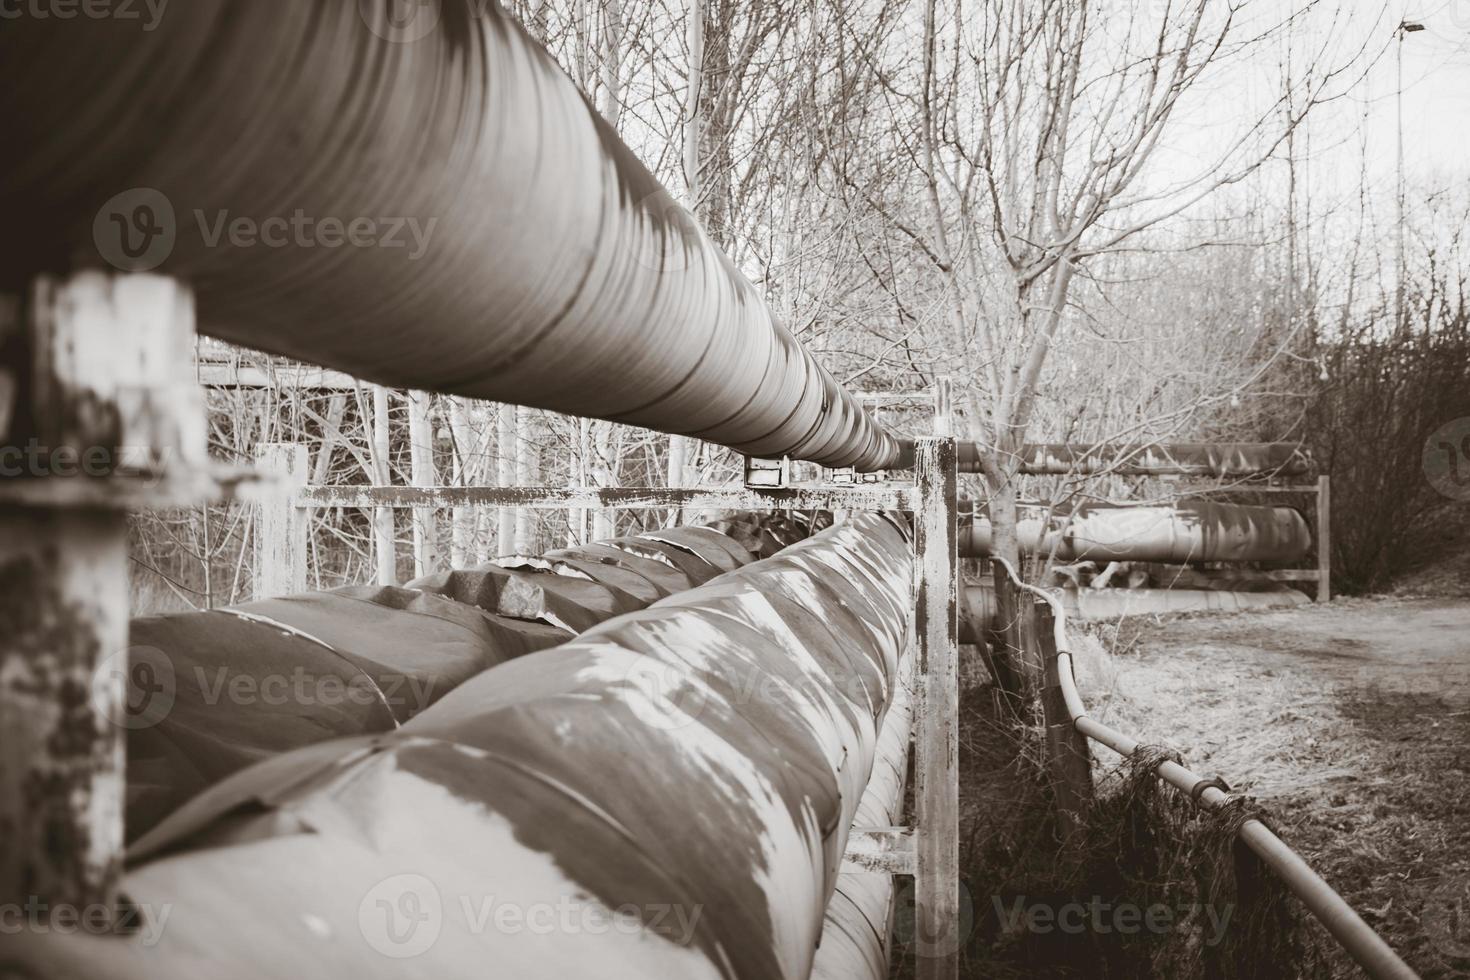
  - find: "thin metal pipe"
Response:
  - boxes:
[0,3,897,470]
[991,558,1420,980]
[893,440,1312,477]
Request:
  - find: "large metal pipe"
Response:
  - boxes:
[124,512,810,841]
[812,665,912,980]
[6,514,913,979]
[0,3,897,470]
[960,500,1312,563]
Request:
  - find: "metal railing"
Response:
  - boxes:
[990,557,1419,980]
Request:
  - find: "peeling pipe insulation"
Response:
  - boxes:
[991,560,1419,980]
[0,2,898,470]
[124,513,825,842]
[9,514,914,979]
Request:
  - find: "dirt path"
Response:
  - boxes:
[1076,596,1470,978]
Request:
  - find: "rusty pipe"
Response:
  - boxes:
[0,2,897,470]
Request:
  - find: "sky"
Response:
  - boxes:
[1109,0,1470,292]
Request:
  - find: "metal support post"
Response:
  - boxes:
[912,436,959,979]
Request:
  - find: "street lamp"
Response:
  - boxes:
[1396,20,1425,331]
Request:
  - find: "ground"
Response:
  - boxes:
[1077,595,1470,978]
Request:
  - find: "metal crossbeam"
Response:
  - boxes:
[294,483,919,513]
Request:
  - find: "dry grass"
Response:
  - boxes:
[1079,598,1470,979]
[892,593,1470,979]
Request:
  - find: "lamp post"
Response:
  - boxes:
[1396,19,1425,332]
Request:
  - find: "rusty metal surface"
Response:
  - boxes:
[0,273,207,914]
[3,514,914,980]
[0,4,897,470]
[0,511,128,912]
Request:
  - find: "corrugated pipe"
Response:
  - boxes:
[991,559,1420,980]
[0,3,897,470]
